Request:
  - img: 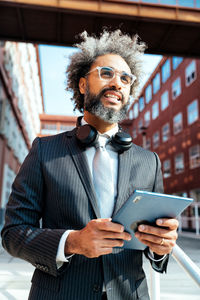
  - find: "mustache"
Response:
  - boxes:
[99,87,124,103]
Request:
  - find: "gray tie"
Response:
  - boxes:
[93,141,115,218]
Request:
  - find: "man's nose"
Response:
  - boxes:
[108,74,122,90]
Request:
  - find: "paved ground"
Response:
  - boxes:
[0,234,200,300]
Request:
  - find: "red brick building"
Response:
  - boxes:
[0,42,44,226]
[39,114,77,137]
[124,57,200,232]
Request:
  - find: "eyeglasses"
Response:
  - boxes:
[86,66,136,86]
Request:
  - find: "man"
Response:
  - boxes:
[1,30,178,300]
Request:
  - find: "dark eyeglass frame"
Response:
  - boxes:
[86,66,136,86]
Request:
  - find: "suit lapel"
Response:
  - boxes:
[65,131,101,219]
[112,147,133,216]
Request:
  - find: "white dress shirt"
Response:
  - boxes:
[56,122,119,264]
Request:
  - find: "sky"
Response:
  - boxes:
[39,45,162,116]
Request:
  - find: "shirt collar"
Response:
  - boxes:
[81,118,119,139]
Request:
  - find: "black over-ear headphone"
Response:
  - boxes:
[76,116,132,153]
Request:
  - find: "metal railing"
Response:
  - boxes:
[150,244,200,300]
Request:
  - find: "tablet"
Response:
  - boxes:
[112,190,193,250]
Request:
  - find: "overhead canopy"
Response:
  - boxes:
[0,0,200,57]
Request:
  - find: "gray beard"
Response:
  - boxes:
[84,85,129,124]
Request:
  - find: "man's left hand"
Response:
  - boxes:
[135,218,179,255]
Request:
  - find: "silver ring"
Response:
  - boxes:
[160,238,165,246]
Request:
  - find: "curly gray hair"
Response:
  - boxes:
[66,29,147,112]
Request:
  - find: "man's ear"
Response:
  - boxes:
[79,77,86,94]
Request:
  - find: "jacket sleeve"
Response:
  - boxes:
[1,137,68,277]
[145,152,169,273]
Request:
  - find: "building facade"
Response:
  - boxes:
[39,114,76,137]
[0,41,44,226]
[125,57,200,232]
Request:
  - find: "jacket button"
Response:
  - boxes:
[93,284,100,292]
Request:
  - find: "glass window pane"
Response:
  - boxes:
[145,84,152,104]
[161,90,169,111]
[173,113,183,134]
[160,0,177,4]
[162,123,170,142]
[152,101,159,120]
[153,131,160,149]
[129,109,134,120]
[175,153,184,174]
[163,159,171,178]
[189,145,200,169]
[172,57,183,70]
[153,73,160,95]
[133,102,139,118]
[172,77,181,99]
[178,0,195,7]
[162,59,170,83]
[187,100,199,125]
[144,110,150,127]
[185,60,196,86]
[139,97,145,112]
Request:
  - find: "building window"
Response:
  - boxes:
[163,160,171,178]
[187,99,199,125]
[162,59,170,83]
[144,110,150,127]
[146,137,151,150]
[189,145,200,169]
[133,102,139,118]
[162,123,170,142]
[1,164,16,209]
[138,119,143,133]
[153,131,160,149]
[175,153,184,174]
[172,77,181,100]
[172,57,183,70]
[129,109,134,120]
[152,101,159,120]
[139,97,145,112]
[60,125,74,131]
[145,84,152,104]
[185,60,196,86]
[153,73,160,95]
[173,113,183,135]
[161,90,169,111]
[42,123,57,130]
[132,127,137,139]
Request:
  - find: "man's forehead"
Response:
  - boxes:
[92,54,131,73]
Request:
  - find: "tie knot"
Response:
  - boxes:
[96,137,109,149]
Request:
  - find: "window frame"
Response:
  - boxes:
[173,112,183,135]
[172,77,181,100]
[152,101,159,120]
[185,60,196,87]
[187,99,199,125]
[162,122,170,142]
[175,153,184,174]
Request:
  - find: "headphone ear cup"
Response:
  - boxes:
[76,124,98,147]
[111,132,132,153]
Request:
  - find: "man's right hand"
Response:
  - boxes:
[64,218,132,258]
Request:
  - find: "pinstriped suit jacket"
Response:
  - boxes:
[1,127,167,300]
